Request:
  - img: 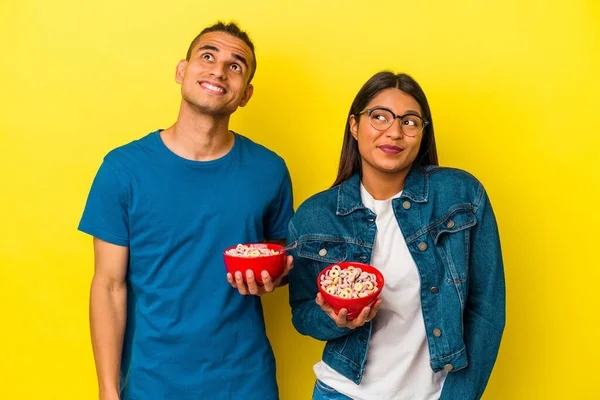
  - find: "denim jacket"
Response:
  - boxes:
[287,166,506,400]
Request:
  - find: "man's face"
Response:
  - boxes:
[176,32,255,117]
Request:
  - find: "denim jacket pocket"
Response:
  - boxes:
[431,206,477,293]
[297,237,348,264]
[432,205,477,245]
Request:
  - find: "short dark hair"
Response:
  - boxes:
[332,71,439,187]
[186,21,257,83]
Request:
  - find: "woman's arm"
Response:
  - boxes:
[440,187,506,400]
[287,220,352,341]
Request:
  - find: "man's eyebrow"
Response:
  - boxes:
[232,53,249,69]
[196,45,249,69]
[197,44,219,53]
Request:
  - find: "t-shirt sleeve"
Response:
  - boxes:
[263,164,294,240]
[78,158,130,247]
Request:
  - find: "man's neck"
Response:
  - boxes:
[161,102,235,162]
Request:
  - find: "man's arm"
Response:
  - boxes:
[265,239,289,287]
[90,238,128,400]
[227,160,294,296]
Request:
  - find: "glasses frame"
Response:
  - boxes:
[357,107,430,137]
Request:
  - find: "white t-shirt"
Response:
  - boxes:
[314,184,447,399]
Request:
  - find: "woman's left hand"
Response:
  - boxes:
[316,292,382,329]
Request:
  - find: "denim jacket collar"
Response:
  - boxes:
[401,165,429,203]
[336,166,429,216]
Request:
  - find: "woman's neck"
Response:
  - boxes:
[361,166,411,200]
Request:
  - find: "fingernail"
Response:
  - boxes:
[261,271,269,278]
[235,271,242,279]
[246,270,253,278]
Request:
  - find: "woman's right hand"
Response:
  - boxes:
[315,293,382,329]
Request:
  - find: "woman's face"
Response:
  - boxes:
[350,88,424,179]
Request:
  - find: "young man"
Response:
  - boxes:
[79,22,294,400]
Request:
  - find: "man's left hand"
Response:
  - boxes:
[227,255,293,296]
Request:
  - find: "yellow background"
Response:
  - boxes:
[1,0,599,398]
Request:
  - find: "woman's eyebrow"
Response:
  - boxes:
[371,106,422,116]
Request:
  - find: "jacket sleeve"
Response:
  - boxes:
[440,187,506,400]
[287,219,351,341]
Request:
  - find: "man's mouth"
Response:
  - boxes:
[200,81,226,94]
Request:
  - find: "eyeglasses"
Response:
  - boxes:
[357,107,429,137]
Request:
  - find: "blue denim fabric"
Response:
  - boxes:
[288,166,506,400]
[312,380,353,400]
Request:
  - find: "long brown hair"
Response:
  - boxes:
[332,72,438,187]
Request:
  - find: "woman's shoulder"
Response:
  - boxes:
[419,165,490,209]
[296,186,339,213]
[424,165,484,191]
[292,185,340,225]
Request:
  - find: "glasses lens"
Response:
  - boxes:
[399,115,424,137]
[368,109,394,130]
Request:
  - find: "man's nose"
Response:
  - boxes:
[210,62,227,79]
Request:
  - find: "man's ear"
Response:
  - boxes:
[239,83,254,107]
[349,115,358,140]
[175,60,187,84]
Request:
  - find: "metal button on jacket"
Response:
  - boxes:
[418,242,428,251]
[447,220,455,229]
[319,248,327,256]
[433,328,442,337]
[402,201,411,209]
[444,364,453,372]
[430,286,439,294]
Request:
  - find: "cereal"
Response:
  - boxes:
[226,244,280,258]
[320,264,379,299]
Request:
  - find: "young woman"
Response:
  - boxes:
[287,71,505,400]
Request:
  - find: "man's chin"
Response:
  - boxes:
[186,101,237,117]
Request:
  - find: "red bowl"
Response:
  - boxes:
[317,262,384,320]
[223,243,286,283]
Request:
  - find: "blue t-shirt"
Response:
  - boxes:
[79,130,294,400]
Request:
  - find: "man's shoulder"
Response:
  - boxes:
[102,130,159,168]
[234,132,286,168]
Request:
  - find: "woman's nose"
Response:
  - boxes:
[385,118,404,137]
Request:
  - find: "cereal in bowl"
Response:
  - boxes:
[225,244,280,258]
[320,264,379,298]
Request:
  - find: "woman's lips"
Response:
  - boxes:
[378,145,403,155]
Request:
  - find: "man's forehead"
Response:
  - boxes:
[193,32,254,62]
